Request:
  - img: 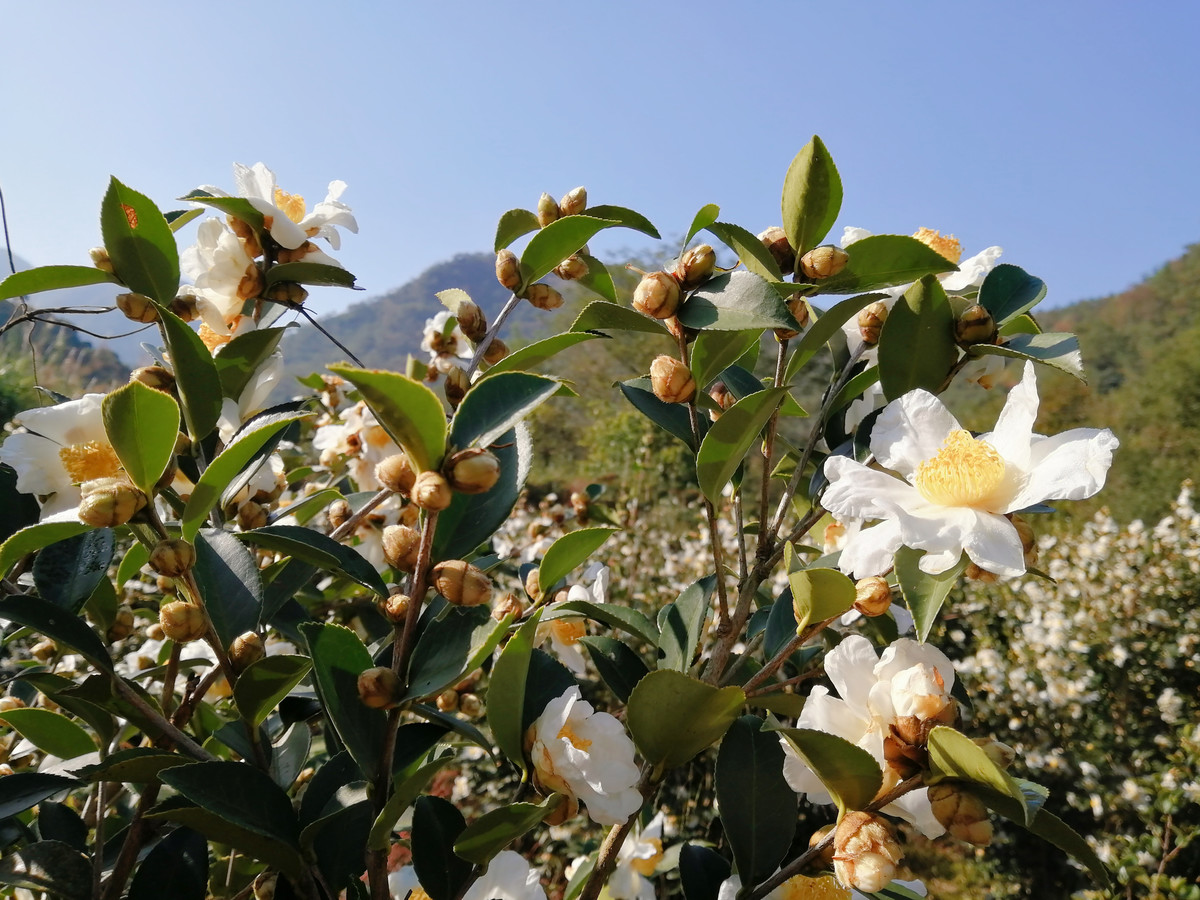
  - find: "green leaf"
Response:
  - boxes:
[160,761,300,848]
[369,753,455,850]
[0,594,112,672]
[706,222,783,281]
[214,326,287,401]
[298,751,363,828]
[157,303,222,440]
[32,528,114,614]
[679,844,731,900]
[787,563,856,634]
[0,522,93,580]
[781,137,842,255]
[746,692,807,718]
[165,207,204,231]
[0,265,118,302]
[0,708,95,758]
[894,547,968,642]
[303,622,387,781]
[617,377,705,449]
[878,275,957,400]
[683,204,720,249]
[454,796,563,865]
[696,387,789,504]
[102,380,180,494]
[406,605,508,702]
[100,177,179,303]
[538,527,618,596]
[449,371,560,451]
[412,796,473,900]
[194,528,263,646]
[576,254,618,302]
[581,204,661,239]
[626,670,744,770]
[127,826,209,900]
[233,654,313,728]
[268,488,342,526]
[146,796,305,879]
[657,575,717,673]
[716,716,797,887]
[775,727,882,814]
[494,208,541,252]
[0,772,80,820]
[977,264,1047,325]
[69,747,191,783]
[483,332,606,378]
[999,313,1040,336]
[237,524,387,597]
[927,726,1031,823]
[971,332,1084,381]
[579,637,649,703]
[813,234,957,295]
[570,301,671,336]
[520,215,617,286]
[783,293,889,383]
[180,410,310,540]
[488,611,542,769]
[521,649,580,732]
[0,841,91,900]
[678,272,801,332]
[179,190,265,231]
[690,330,763,393]
[265,261,357,289]
[327,365,447,472]
[548,600,658,647]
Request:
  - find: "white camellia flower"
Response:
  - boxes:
[824,361,1118,579]
[779,635,956,838]
[605,812,665,900]
[313,401,403,492]
[389,852,546,900]
[181,217,261,334]
[537,564,610,675]
[528,685,641,826]
[717,872,926,900]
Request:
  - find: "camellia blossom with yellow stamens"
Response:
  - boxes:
[717,872,926,900]
[604,812,666,900]
[823,361,1118,579]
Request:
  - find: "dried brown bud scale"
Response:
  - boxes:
[833,812,902,894]
[559,186,587,217]
[436,689,459,712]
[676,244,716,290]
[928,782,994,845]
[495,250,522,292]
[853,576,892,617]
[632,272,681,320]
[78,478,148,528]
[149,539,196,577]
[954,304,997,347]
[757,226,795,275]
[376,454,417,495]
[382,524,422,571]
[327,498,352,530]
[237,500,268,531]
[89,247,114,273]
[381,590,411,622]
[458,693,484,718]
[131,366,176,393]
[525,283,564,311]
[170,293,200,322]
[357,667,401,709]
[482,338,509,366]
[455,300,488,343]
[536,192,560,228]
[116,292,159,323]
[159,601,207,643]
[857,301,888,346]
[229,631,265,673]
[444,366,470,409]
[553,255,588,281]
[493,592,525,621]
[433,559,494,607]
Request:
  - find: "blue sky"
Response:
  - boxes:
[2,1,1198,320]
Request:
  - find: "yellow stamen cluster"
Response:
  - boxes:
[776,874,851,900]
[914,430,1006,509]
[556,723,593,751]
[913,227,963,265]
[630,839,664,877]
[549,618,586,646]
[198,324,233,354]
[273,187,307,224]
[59,441,122,483]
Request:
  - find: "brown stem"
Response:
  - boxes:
[329,488,393,542]
[744,667,824,699]
[466,292,521,377]
[100,782,161,900]
[756,338,789,562]
[92,777,107,899]
[159,641,181,715]
[171,664,224,730]
[741,615,839,694]
[111,677,213,761]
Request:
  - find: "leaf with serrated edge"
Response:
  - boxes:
[813,234,957,295]
[775,726,882,815]
[520,216,617,285]
[453,796,563,864]
[683,204,720,249]
[971,332,1084,381]
[538,528,618,596]
[449,371,560,451]
[878,275,957,400]
[570,301,671,336]
[927,726,1031,822]
[786,554,856,634]
[706,221,783,281]
[679,271,801,332]
[783,293,888,383]
[329,365,446,472]
[233,655,313,728]
[0,709,95,758]
[626,670,744,770]
[895,547,968,642]
[100,177,179,303]
[102,381,180,495]
[0,266,118,303]
[781,136,842,255]
[494,209,540,252]
[697,388,789,504]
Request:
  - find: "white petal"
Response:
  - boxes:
[871,390,962,478]
[14,394,106,445]
[840,226,873,247]
[959,510,1026,577]
[1004,428,1119,511]
[941,245,1001,291]
[982,361,1038,469]
[822,635,881,715]
[823,457,925,523]
[836,518,904,579]
[0,433,68,496]
[884,787,946,839]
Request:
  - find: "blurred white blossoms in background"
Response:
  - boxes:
[824,361,1118,579]
[717,872,926,900]
[604,812,665,900]
[389,851,546,900]
[527,686,641,826]
[779,635,957,838]
[537,563,610,674]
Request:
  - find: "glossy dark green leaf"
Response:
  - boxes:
[165,207,204,231]
[454,796,563,865]
[697,388,789,504]
[683,204,720,249]
[494,208,541,252]
[268,488,341,526]
[0,708,95,758]
[582,204,660,239]
[657,575,716,672]
[679,844,731,900]
[146,796,304,878]
[618,377,705,449]
[0,840,91,900]
[977,263,1047,324]
[157,303,222,441]
[312,799,375,891]
[0,522,94,580]
[406,605,507,702]
[0,772,80,820]
[971,332,1084,381]
[627,670,744,771]
[690,330,762,393]
[549,599,658,647]
[678,272,800,332]
[0,265,118,302]
[100,177,179,303]
[238,524,387,597]
[265,261,357,288]
[716,716,797,887]
[520,649,578,733]
[233,654,313,728]
[193,528,262,646]
[813,234,957,295]
[977,795,1108,885]
[328,365,446,472]
[36,802,87,852]
[878,276,957,400]
[781,136,842,255]
[576,254,618,302]
[570,301,671,336]
[831,365,881,412]
[369,753,454,850]
[450,371,560,451]
[706,221,783,281]
[69,747,191,783]
[894,546,968,642]
[299,751,363,828]
[763,588,798,659]
[0,594,112,672]
[412,796,473,900]
[179,190,265,231]
[746,692,806,718]
[775,727,882,815]
[0,466,40,546]
[999,313,1040,336]
[521,215,617,286]
[483,332,606,377]
[160,760,300,847]
[927,726,1030,822]
[579,637,649,703]
[215,326,287,401]
[538,527,618,597]
[102,380,180,494]
[128,826,209,900]
[783,293,889,383]
[488,611,542,769]
[32,528,113,614]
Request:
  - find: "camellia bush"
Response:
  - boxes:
[0,140,1122,900]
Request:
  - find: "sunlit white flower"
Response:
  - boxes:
[181,217,261,333]
[537,564,610,674]
[779,635,956,838]
[824,362,1118,579]
[313,401,403,491]
[605,813,665,900]
[421,310,474,363]
[717,872,926,900]
[528,686,641,826]
[389,853,545,900]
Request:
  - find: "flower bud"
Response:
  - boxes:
[433,559,494,607]
[857,302,888,346]
[559,186,588,217]
[493,592,525,621]
[266,282,308,307]
[459,692,484,718]
[523,569,542,602]
[525,283,564,311]
[357,666,401,709]
[382,524,422,571]
[973,737,1017,770]
[708,382,736,421]
[808,824,836,870]
[482,338,509,366]
[0,764,14,776]
[569,491,589,524]
[446,448,501,494]
[853,576,892,617]
[116,292,159,323]
[495,249,522,292]
[146,623,165,641]
[253,871,277,900]
[436,689,459,712]
[376,453,416,495]
[327,498,351,530]
[159,601,207,643]
[400,503,421,527]
[229,631,265,673]
[412,471,453,511]
[833,812,902,894]
[170,293,200,322]
[237,500,268,531]
[775,294,812,340]
[89,246,114,273]
[649,356,696,404]
[149,539,196,577]
[954,304,996,347]
[554,255,589,281]
[758,226,795,275]
[107,607,135,642]
[632,272,681,320]
[443,365,470,409]
[800,245,850,280]
[1012,515,1038,568]
[676,244,716,291]
[31,639,57,661]
[928,782,994,846]
[965,562,999,584]
[536,192,560,227]
[381,589,411,623]
[455,300,488,343]
[78,478,148,528]
[131,365,176,393]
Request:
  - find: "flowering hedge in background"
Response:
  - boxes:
[0,139,1130,900]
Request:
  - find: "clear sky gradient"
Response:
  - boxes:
[2,1,1198,319]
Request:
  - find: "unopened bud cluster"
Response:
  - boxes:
[833,812,902,893]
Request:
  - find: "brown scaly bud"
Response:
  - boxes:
[446,448,501,495]
[1012,515,1038,568]
[433,560,494,607]
[928,782,994,846]
[758,226,795,275]
[857,302,888,346]
[228,216,262,257]
[495,249,522,292]
[357,667,401,709]
[436,689,460,712]
[833,812,902,894]
[554,254,589,281]
[559,186,588,217]
[455,300,488,343]
[955,304,997,347]
[459,693,484,718]
[31,639,57,661]
[107,607,135,642]
[78,478,147,528]
[965,562,999,584]
[569,491,590,524]
[116,292,159,323]
[236,500,268,531]
[159,601,207,643]
[0,697,26,713]
[649,356,696,404]
[676,244,716,291]
[493,592,525,622]
[853,576,892,617]
[266,282,308,307]
[400,503,421,527]
[146,623,165,641]
[444,366,470,409]
[253,871,277,900]
[775,294,812,340]
[412,470,453,511]
[131,365,176,393]
[382,524,422,572]
[632,271,681,320]
[525,283,564,311]
[327,498,352,530]
[89,246,114,273]
[523,569,542,602]
[800,245,850,280]
[149,539,196,577]
[381,589,411,623]
[156,574,175,595]
[973,737,1017,770]
[708,382,736,421]
[482,338,509,366]
[170,293,200,322]
[0,764,14,776]
[376,453,417,495]
[229,631,265,673]
[536,192,560,227]
[808,825,837,870]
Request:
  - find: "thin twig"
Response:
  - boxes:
[111,677,213,761]
[465,293,521,378]
[329,488,392,542]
